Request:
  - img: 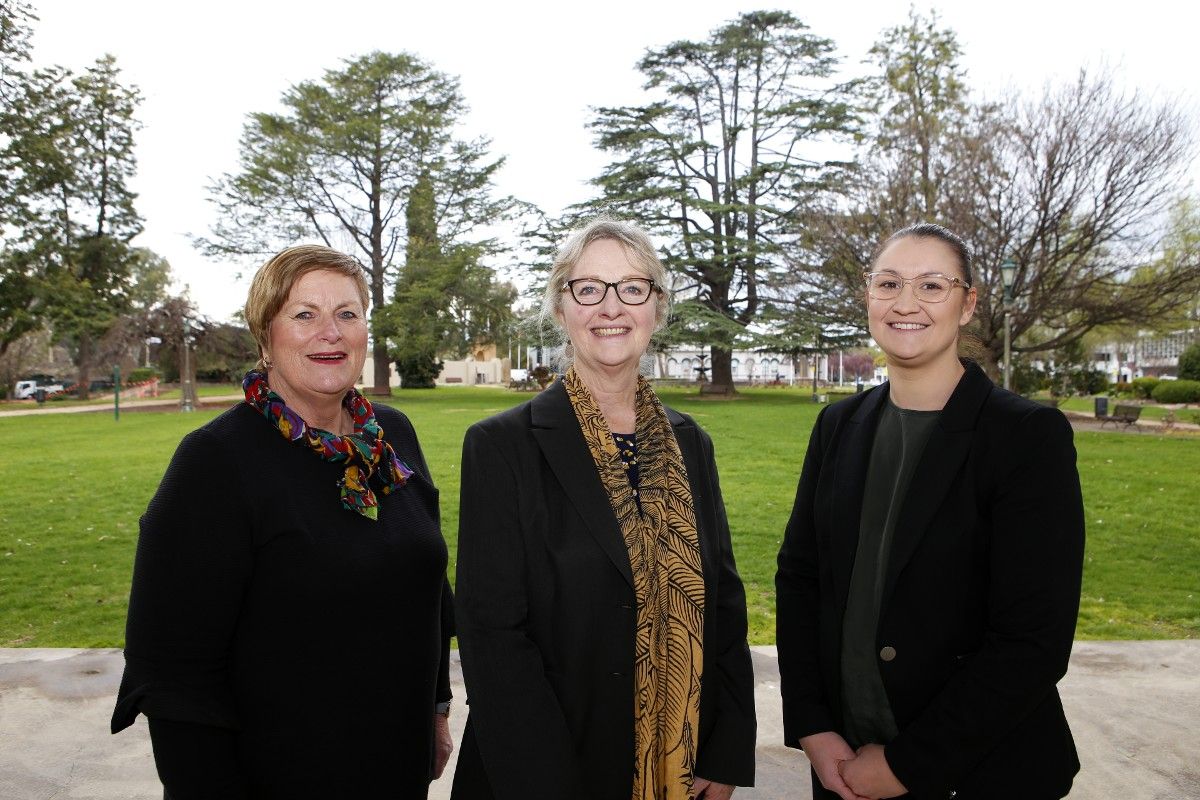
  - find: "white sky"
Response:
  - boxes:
[28,0,1200,322]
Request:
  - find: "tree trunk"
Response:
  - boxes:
[370,339,391,396]
[368,254,392,396]
[976,340,1003,384]
[75,332,93,400]
[706,346,737,395]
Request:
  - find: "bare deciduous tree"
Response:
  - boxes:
[805,11,1198,380]
[967,71,1197,374]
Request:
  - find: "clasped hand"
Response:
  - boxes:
[800,733,907,800]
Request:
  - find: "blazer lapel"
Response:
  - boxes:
[881,362,994,604]
[668,410,712,578]
[830,387,889,614]
[668,408,703,507]
[531,380,635,588]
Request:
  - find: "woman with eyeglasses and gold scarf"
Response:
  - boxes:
[451,218,756,800]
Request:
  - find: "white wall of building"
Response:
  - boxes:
[650,347,873,385]
[359,353,511,388]
[1090,330,1197,382]
[437,357,510,386]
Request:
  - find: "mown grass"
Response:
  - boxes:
[1,386,1196,646]
[1070,431,1200,638]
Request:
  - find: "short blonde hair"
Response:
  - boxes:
[244,245,370,367]
[539,217,671,333]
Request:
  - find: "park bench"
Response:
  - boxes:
[1097,403,1143,431]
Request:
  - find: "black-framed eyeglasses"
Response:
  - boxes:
[563,278,659,306]
[863,270,971,303]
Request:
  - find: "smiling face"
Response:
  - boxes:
[265,269,369,409]
[868,235,977,371]
[557,238,658,382]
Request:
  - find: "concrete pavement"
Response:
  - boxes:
[1,641,1197,799]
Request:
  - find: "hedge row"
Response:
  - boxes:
[1130,376,1160,399]
[1151,379,1200,404]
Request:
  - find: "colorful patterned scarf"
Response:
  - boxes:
[562,367,705,800]
[242,370,413,520]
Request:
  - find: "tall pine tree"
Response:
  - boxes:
[201,51,515,393]
[584,11,859,392]
[1,53,143,393]
[380,171,516,387]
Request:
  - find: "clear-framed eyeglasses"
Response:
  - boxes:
[563,277,659,306]
[863,271,971,303]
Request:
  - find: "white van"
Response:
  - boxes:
[13,379,65,399]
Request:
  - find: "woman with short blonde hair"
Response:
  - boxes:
[113,244,455,798]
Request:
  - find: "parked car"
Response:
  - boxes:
[13,379,65,399]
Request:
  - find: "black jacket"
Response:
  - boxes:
[776,362,1084,800]
[112,402,452,799]
[451,379,757,800]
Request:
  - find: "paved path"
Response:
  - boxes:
[1,642,1197,799]
[0,395,242,418]
[1060,410,1200,434]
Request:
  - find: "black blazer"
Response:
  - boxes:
[451,379,757,800]
[776,362,1085,800]
[111,403,452,798]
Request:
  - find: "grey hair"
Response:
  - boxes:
[538,217,671,345]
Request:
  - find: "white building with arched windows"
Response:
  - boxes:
[650,346,860,386]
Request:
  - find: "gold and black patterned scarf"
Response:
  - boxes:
[563,367,705,800]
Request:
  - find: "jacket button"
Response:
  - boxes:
[879,646,897,662]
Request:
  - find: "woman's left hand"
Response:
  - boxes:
[432,713,454,779]
[693,776,735,800]
[837,744,906,799]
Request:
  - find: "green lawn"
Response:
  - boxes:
[1,386,1196,646]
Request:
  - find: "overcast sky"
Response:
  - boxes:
[28,0,1199,321]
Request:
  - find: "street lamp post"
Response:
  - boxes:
[1000,258,1017,390]
[180,318,194,412]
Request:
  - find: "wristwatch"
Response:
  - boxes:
[435,700,451,717]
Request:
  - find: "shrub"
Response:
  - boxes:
[1151,379,1200,404]
[1110,381,1133,397]
[1179,342,1200,381]
[195,365,252,382]
[1131,376,1160,399]
[394,354,441,389]
[1011,357,1049,396]
[1067,367,1108,397]
[127,367,160,384]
